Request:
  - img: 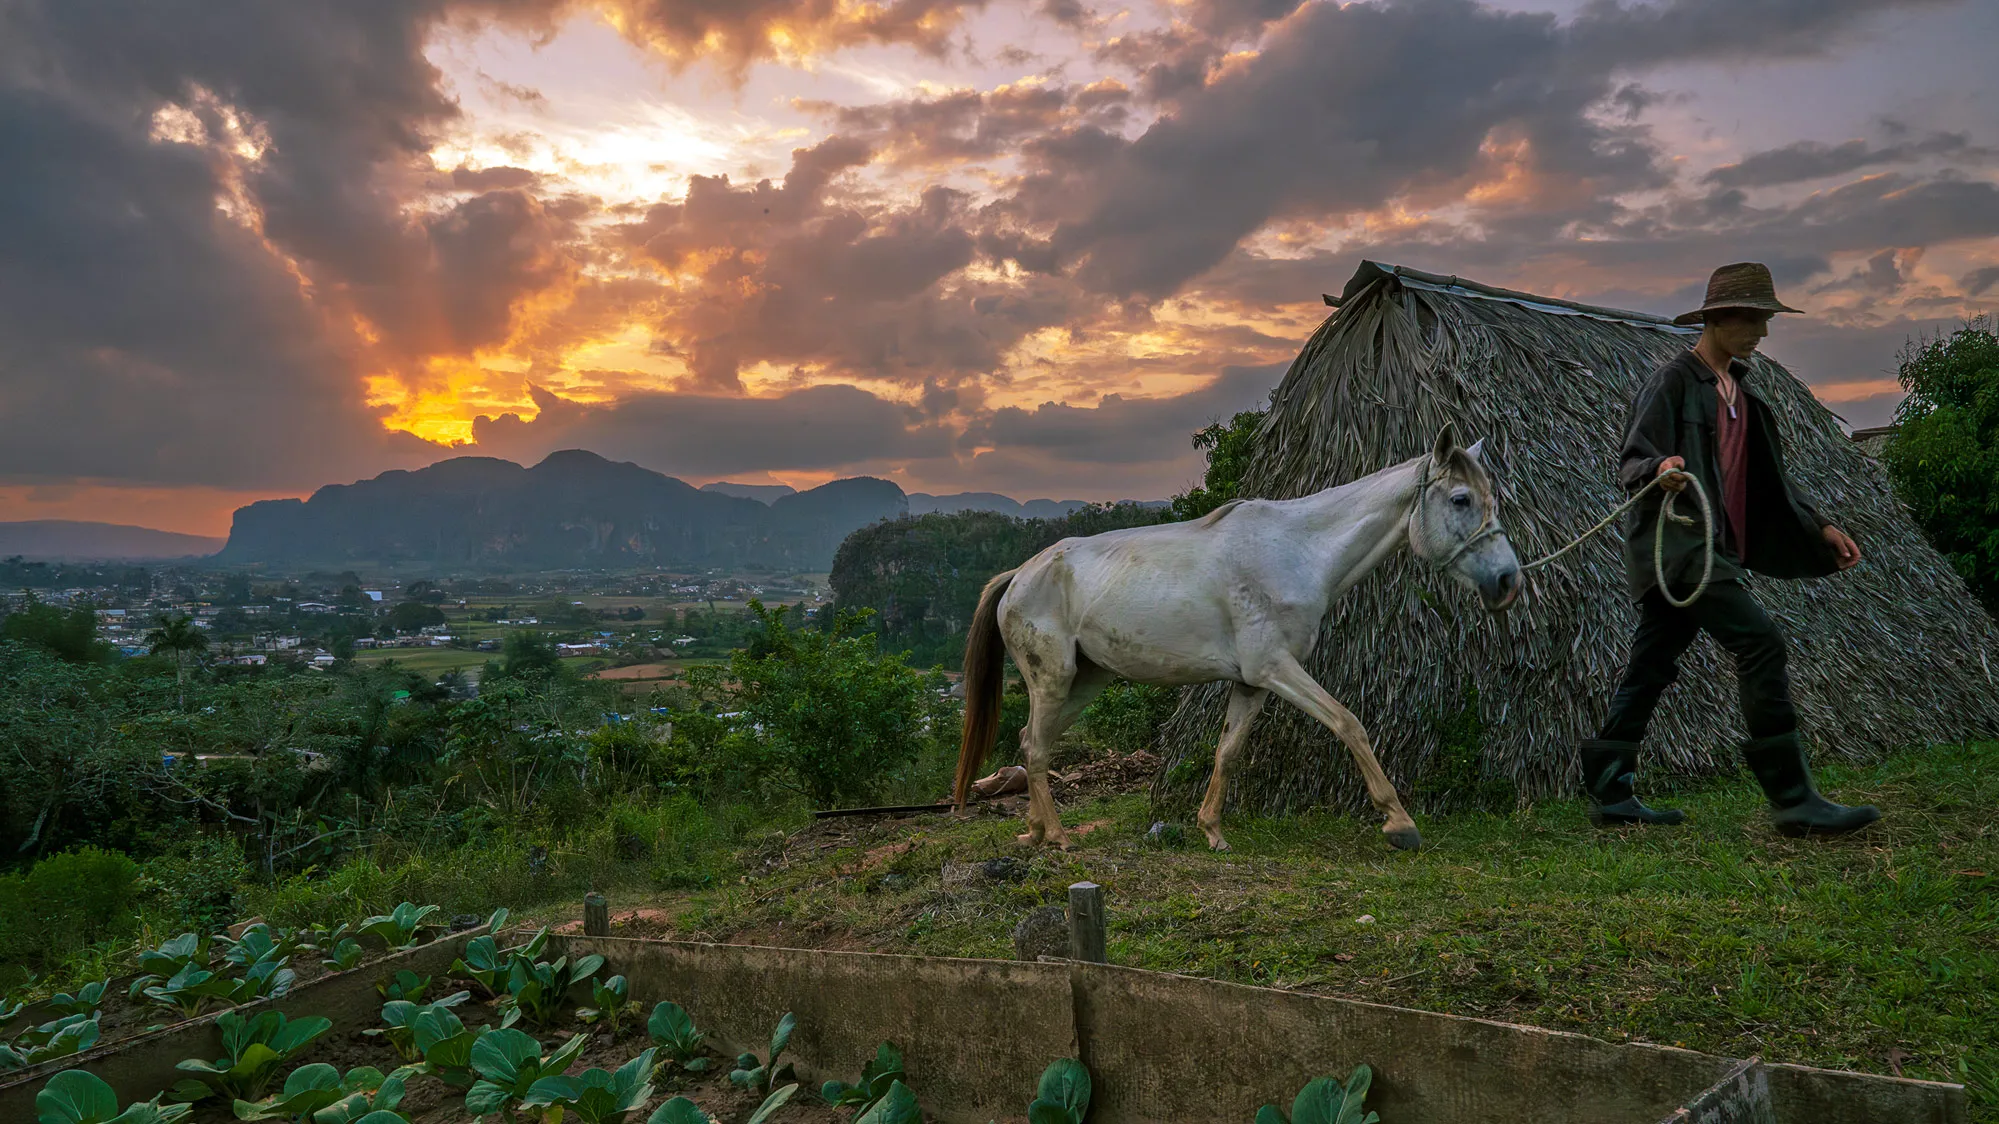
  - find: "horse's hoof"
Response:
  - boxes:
[1047,836,1073,852]
[1207,838,1231,852]
[1385,825,1424,851]
[1016,832,1041,846]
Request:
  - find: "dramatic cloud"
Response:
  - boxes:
[1705,129,1993,188]
[1,0,1994,527]
[470,382,955,475]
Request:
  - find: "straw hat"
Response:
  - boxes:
[1673,262,1804,325]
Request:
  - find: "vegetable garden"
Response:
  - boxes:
[4,901,1391,1124]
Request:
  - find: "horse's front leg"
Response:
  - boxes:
[1254,654,1423,851]
[1197,683,1269,851]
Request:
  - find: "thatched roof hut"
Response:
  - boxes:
[1154,261,1999,815]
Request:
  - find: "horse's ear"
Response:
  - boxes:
[1431,423,1457,466]
[1465,437,1485,464]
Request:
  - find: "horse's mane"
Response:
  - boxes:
[1195,499,1246,527]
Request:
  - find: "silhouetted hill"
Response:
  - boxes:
[218,452,907,570]
[0,521,224,560]
[701,481,798,504]
[908,493,1093,518]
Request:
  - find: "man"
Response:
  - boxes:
[1581,262,1881,835]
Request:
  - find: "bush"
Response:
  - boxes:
[0,846,143,976]
[1882,317,1999,615]
[142,835,249,933]
[691,603,951,807]
[1076,681,1179,758]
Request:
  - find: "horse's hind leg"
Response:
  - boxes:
[1198,683,1269,852]
[1018,658,1111,850]
[1253,653,1422,851]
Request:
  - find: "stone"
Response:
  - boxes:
[980,856,1028,882]
[1012,904,1069,962]
[1145,821,1188,848]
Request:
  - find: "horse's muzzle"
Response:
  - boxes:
[1483,568,1523,612]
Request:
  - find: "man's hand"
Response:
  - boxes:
[1824,525,1862,570]
[1655,455,1690,492]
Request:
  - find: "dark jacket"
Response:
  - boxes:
[1618,350,1837,600]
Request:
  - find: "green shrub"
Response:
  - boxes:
[0,846,143,975]
[1076,681,1179,758]
[142,836,248,934]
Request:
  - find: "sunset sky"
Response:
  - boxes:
[2,0,1995,536]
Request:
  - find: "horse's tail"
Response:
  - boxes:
[953,568,1017,810]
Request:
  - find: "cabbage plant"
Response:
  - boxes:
[231,1063,409,1123]
[35,1070,191,1124]
[462,1028,591,1119]
[356,903,440,951]
[172,1009,333,1101]
[1254,1066,1379,1124]
[645,1001,708,1072]
[518,1047,657,1123]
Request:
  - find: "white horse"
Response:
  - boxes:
[952,426,1522,852]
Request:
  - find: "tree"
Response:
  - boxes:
[388,600,447,634]
[1,598,110,664]
[1170,408,1266,521]
[146,613,209,703]
[1882,316,1999,615]
[690,602,948,807]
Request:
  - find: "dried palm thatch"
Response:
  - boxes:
[1154,261,1999,816]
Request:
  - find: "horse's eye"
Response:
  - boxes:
[1451,493,1471,508]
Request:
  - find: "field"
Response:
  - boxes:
[549,742,1998,1115]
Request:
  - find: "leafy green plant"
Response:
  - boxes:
[218,925,305,969]
[577,974,637,1037]
[853,1081,920,1124]
[500,952,605,1028]
[378,970,435,1003]
[136,963,230,1018]
[450,909,550,998]
[129,933,212,999]
[35,1069,191,1124]
[322,938,367,972]
[0,995,22,1021]
[1254,1066,1379,1124]
[172,1009,333,1101]
[463,1027,592,1118]
[355,902,440,951]
[367,994,471,1061]
[518,1047,657,1123]
[46,979,110,1018]
[821,1041,904,1114]
[3,1012,101,1068]
[728,1012,796,1093]
[646,1083,797,1124]
[407,1004,489,1088]
[646,1001,708,1072]
[1027,1058,1091,1124]
[231,1063,407,1122]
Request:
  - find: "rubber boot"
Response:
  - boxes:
[1580,739,1686,826]
[1742,731,1881,836]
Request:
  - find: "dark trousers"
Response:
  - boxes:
[1597,580,1797,743]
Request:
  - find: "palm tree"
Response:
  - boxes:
[146,613,208,704]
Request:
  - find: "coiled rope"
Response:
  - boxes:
[1519,470,1715,608]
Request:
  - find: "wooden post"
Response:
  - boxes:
[584,892,609,938]
[1067,882,1106,964]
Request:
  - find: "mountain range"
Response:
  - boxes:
[701,480,1095,519]
[213,451,1164,571]
[0,521,226,561]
